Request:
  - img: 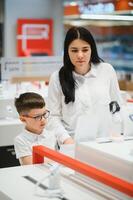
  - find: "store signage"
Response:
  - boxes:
[1,56,62,81]
[17,19,53,56]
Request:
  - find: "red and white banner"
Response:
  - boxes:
[17,19,53,56]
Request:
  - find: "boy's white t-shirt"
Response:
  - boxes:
[14,128,56,159]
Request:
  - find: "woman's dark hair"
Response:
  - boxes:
[15,92,45,114]
[59,26,102,104]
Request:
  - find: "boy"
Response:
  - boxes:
[14,92,55,165]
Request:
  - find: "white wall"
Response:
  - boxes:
[4,0,64,57]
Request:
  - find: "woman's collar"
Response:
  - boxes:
[73,63,97,79]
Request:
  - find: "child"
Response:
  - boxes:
[14,92,55,165]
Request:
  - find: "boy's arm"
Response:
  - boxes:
[63,137,74,144]
[19,155,32,165]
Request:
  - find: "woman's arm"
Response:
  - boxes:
[109,64,124,106]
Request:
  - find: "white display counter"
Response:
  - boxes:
[0,164,108,200]
[75,140,133,200]
[0,97,18,119]
[0,118,23,167]
[0,119,23,147]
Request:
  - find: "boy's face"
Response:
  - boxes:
[20,107,49,134]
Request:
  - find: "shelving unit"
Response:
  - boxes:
[63,10,133,90]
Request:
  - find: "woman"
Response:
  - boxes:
[47,26,123,145]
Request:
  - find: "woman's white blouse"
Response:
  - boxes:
[47,62,123,144]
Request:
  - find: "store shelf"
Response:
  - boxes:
[64,11,133,83]
[64,13,133,20]
[64,9,133,26]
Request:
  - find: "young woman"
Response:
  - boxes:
[47,26,123,145]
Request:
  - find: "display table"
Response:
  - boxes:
[0,118,23,146]
[75,139,133,200]
[0,164,107,200]
[32,143,133,200]
[0,97,18,119]
[0,119,23,167]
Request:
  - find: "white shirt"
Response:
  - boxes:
[14,128,56,159]
[47,62,123,144]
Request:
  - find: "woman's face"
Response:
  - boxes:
[68,39,91,75]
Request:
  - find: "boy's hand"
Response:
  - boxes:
[63,137,74,144]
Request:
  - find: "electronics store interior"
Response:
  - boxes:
[0,0,133,199]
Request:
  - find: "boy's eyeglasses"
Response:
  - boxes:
[24,110,50,121]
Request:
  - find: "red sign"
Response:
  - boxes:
[17,19,53,56]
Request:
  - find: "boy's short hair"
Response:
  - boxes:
[15,92,45,114]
